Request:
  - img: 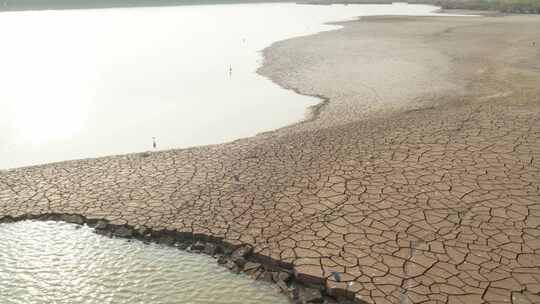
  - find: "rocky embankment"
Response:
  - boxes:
[0,213,349,304]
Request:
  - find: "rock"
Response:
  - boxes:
[38,214,54,221]
[61,214,84,225]
[290,287,300,301]
[231,245,253,260]
[294,266,326,285]
[300,287,323,304]
[203,243,217,255]
[0,216,14,223]
[243,262,261,273]
[95,229,112,237]
[250,268,263,280]
[276,280,289,294]
[95,220,107,230]
[221,246,234,255]
[136,226,148,236]
[258,270,274,282]
[191,241,205,251]
[233,256,247,267]
[175,232,193,243]
[159,235,175,246]
[217,255,228,265]
[273,271,292,283]
[225,260,240,273]
[230,245,252,266]
[113,226,133,238]
[326,280,352,299]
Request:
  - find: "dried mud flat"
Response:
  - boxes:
[1,14,540,304]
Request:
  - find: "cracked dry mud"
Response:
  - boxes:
[1,15,540,304]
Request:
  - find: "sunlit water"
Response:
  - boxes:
[0,220,289,304]
[0,3,441,169]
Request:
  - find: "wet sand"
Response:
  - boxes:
[1,13,540,304]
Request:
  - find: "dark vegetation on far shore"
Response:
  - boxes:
[428,0,540,14]
[306,0,540,14]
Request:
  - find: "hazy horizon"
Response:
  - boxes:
[0,0,296,11]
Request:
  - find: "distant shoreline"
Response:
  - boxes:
[303,0,539,14]
[3,0,536,15]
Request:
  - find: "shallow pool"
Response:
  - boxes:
[0,220,289,304]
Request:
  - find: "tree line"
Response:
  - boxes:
[429,0,540,13]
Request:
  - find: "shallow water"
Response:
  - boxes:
[0,220,289,304]
[0,3,440,169]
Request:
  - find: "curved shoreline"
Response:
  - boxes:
[0,213,352,304]
[1,12,540,304]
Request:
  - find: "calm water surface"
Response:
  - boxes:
[0,221,290,304]
[0,3,441,169]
